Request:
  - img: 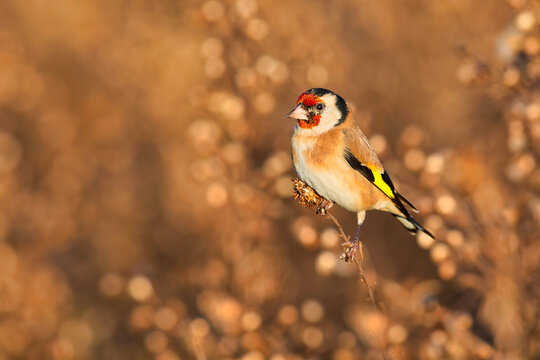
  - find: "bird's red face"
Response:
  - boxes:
[286,88,349,133]
[296,92,320,107]
[286,92,325,129]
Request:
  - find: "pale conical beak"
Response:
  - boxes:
[285,104,309,120]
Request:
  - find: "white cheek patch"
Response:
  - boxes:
[320,102,342,128]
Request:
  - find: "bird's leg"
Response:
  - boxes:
[316,198,334,215]
[342,224,361,262]
[341,211,366,262]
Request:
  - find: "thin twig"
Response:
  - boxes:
[326,214,387,360]
[325,212,347,240]
[325,212,378,310]
[353,258,377,310]
[292,178,379,310]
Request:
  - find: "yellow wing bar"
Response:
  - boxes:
[370,168,395,200]
[344,148,396,200]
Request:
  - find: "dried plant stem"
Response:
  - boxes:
[353,258,378,310]
[292,178,379,309]
[325,214,387,360]
[324,212,347,239]
[325,212,378,310]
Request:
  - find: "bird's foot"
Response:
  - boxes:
[315,199,334,215]
[341,237,363,262]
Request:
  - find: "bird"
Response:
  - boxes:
[287,88,434,261]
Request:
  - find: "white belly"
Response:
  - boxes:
[293,140,359,212]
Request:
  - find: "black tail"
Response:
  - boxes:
[393,214,435,238]
[390,190,434,238]
[397,193,419,213]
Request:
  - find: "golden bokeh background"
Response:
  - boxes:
[0,0,538,359]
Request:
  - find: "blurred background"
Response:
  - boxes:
[0,0,539,359]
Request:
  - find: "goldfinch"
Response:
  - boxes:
[287,88,434,261]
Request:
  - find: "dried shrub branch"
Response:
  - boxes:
[292,178,378,310]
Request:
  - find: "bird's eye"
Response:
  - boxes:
[316,103,324,110]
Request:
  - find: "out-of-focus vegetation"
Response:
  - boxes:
[0,0,538,359]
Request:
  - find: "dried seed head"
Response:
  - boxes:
[292,178,324,210]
